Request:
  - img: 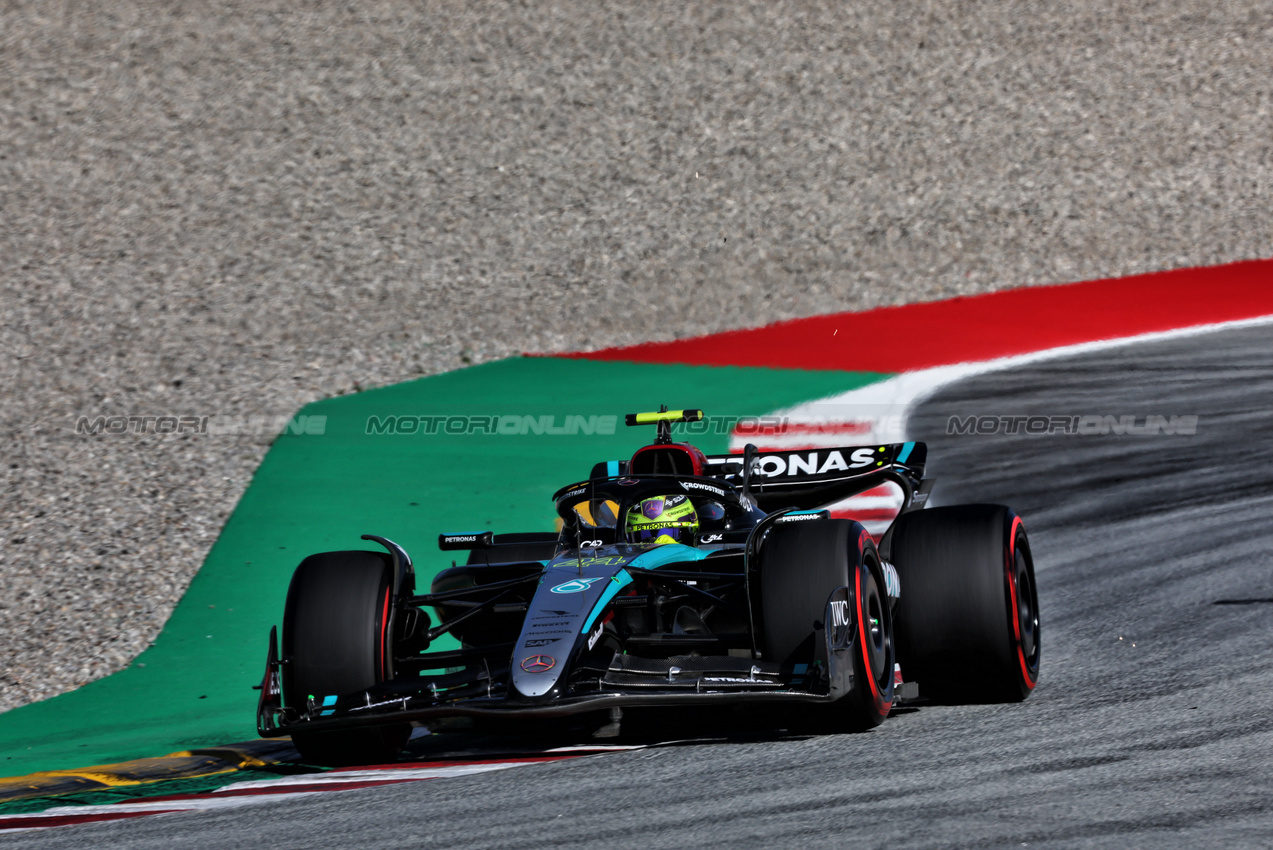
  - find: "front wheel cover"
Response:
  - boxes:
[844,552,895,726]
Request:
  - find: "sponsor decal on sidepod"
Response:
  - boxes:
[551,577,607,593]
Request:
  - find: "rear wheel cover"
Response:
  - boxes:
[1006,518,1040,691]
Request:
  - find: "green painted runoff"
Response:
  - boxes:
[0,357,886,778]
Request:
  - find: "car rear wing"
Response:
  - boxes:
[703,441,929,513]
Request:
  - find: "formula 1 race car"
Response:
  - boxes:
[256,408,1040,765]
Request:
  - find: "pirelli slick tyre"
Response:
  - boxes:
[891,504,1040,703]
[759,518,895,730]
[281,550,411,766]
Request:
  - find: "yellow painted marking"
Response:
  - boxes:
[0,744,280,802]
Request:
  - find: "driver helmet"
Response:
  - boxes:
[625,494,698,545]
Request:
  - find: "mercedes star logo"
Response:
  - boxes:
[520,655,556,673]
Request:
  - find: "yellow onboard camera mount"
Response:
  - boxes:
[624,406,703,444]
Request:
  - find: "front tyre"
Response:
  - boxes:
[759,518,894,730]
[281,550,411,765]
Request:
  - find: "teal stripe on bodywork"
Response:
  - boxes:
[582,570,634,633]
[897,441,915,464]
[579,544,710,633]
[626,543,709,570]
[606,460,619,476]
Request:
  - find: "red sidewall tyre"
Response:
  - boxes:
[282,550,411,765]
[891,504,1040,703]
[759,519,895,730]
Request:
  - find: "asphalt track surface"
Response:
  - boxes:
[6,323,1272,847]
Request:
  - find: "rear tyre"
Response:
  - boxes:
[759,518,894,730]
[281,550,411,765]
[891,504,1040,703]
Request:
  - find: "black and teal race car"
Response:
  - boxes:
[256,408,1040,765]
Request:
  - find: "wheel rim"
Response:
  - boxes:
[1013,548,1040,673]
[862,570,888,682]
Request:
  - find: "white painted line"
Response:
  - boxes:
[725,314,1273,531]
[751,314,1273,446]
[0,757,583,834]
[218,761,531,792]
